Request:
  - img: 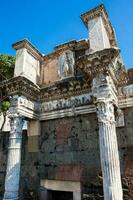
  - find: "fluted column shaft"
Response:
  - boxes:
[3,115,24,200]
[96,99,123,200]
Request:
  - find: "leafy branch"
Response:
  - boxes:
[0,54,15,133]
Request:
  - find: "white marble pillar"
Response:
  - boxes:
[96,98,123,200]
[3,114,24,200]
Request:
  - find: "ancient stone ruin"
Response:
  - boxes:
[0,4,133,200]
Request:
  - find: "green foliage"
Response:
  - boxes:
[0,54,14,126]
[0,54,15,80]
[0,101,10,112]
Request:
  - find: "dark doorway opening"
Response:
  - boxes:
[49,190,73,200]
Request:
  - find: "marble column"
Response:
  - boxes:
[96,98,123,200]
[3,114,24,200]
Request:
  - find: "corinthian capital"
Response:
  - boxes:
[96,100,115,123]
[92,73,118,106]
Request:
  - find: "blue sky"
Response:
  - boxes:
[0,0,133,67]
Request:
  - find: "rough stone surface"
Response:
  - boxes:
[39,114,101,192]
[14,107,133,199]
[0,4,133,200]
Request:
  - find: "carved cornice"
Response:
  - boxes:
[80,4,117,47]
[54,39,89,51]
[40,77,91,102]
[77,48,128,87]
[0,75,92,102]
[0,55,129,105]
[0,76,40,101]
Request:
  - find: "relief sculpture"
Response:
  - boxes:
[58,50,75,78]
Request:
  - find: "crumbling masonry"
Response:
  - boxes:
[0,4,133,200]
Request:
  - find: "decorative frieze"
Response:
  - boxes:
[0,76,40,101]
[40,79,91,101]
[119,84,133,97]
[41,93,92,113]
[118,84,133,108]
[40,105,95,121]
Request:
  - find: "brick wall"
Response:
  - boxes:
[128,68,133,84]
[55,165,82,181]
[56,120,71,145]
[41,58,59,84]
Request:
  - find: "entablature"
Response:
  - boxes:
[0,76,40,101]
[40,77,91,102]
[77,48,128,87]
[1,74,133,122]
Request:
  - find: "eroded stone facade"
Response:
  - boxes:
[0,4,133,200]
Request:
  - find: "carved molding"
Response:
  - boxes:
[40,105,96,121]
[118,84,133,108]
[0,48,129,104]
[40,78,91,101]
[96,100,115,124]
[0,76,40,101]
[41,93,92,113]
[1,76,132,121]
[92,73,118,107]
[77,48,128,87]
